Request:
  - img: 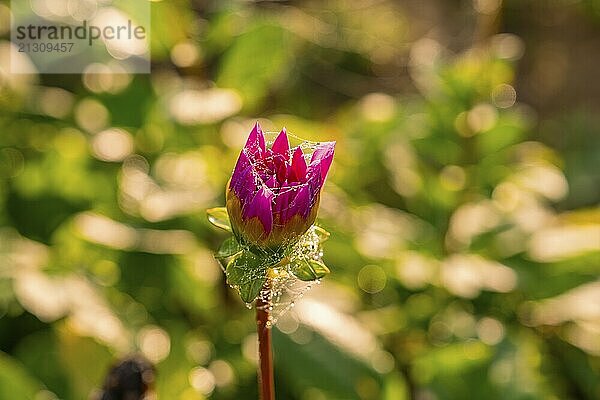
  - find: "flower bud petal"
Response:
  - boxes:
[244,122,266,158]
[243,187,274,235]
[289,147,307,183]
[309,141,335,180]
[271,128,290,159]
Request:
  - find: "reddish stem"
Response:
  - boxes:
[256,293,275,400]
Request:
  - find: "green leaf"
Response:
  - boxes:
[238,276,267,303]
[226,252,268,302]
[226,251,264,285]
[206,207,232,232]
[273,329,383,399]
[216,237,243,259]
[314,225,330,242]
[292,259,330,281]
[0,351,44,400]
[56,327,114,399]
[216,22,294,111]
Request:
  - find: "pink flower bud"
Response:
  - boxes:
[226,123,335,249]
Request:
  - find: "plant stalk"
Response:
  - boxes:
[256,292,275,400]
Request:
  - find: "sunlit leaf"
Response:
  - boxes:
[238,276,266,303]
[292,259,330,281]
[226,251,264,285]
[225,251,268,302]
[0,352,44,399]
[56,324,114,399]
[314,225,331,242]
[206,207,232,232]
[217,22,294,110]
[274,329,382,398]
[216,236,243,259]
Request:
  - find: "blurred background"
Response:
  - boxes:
[1,0,599,399]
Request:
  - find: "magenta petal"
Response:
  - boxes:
[265,176,278,188]
[243,187,274,234]
[232,165,256,204]
[230,152,256,201]
[244,122,266,159]
[231,151,251,184]
[289,147,307,182]
[271,128,290,159]
[307,167,324,206]
[288,185,311,219]
[309,141,335,181]
[273,186,296,222]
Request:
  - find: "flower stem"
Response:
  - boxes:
[256,291,275,400]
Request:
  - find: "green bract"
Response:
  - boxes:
[206,207,232,232]
[207,207,331,303]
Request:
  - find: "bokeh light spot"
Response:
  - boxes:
[357,265,387,294]
[138,325,171,363]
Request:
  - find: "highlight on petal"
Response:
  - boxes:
[244,122,266,158]
[243,187,274,234]
[309,141,336,181]
[271,128,290,159]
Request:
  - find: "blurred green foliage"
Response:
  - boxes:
[0,1,599,400]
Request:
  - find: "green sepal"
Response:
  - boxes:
[292,258,330,281]
[206,207,232,232]
[226,251,267,302]
[216,237,243,259]
[226,252,260,284]
[314,225,330,242]
[225,251,267,303]
[238,276,267,303]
